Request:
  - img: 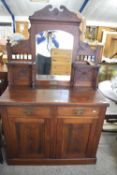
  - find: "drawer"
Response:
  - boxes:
[51,68,71,72]
[51,48,72,58]
[51,63,71,69]
[51,71,71,75]
[7,106,51,117]
[52,57,71,63]
[58,106,100,116]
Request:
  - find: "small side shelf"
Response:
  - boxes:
[7,61,35,87]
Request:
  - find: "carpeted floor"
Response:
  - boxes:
[0,132,117,175]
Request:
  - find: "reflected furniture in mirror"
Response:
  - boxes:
[0,5,108,165]
[36,30,73,76]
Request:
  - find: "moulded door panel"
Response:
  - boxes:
[56,117,98,159]
[8,117,51,159]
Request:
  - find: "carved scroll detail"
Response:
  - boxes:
[29,5,81,23]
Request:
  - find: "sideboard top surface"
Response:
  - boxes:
[0,87,108,106]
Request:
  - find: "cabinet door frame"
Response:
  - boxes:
[56,117,98,159]
[4,115,52,159]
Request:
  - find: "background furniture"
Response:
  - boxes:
[51,48,72,75]
[0,5,108,165]
[98,63,117,82]
[0,64,8,95]
[99,80,117,125]
[0,64,8,163]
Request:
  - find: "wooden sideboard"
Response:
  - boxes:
[0,87,108,165]
[0,5,108,165]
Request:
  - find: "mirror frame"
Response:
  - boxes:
[29,5,81,86]
[6,5,101,88]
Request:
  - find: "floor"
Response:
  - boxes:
[0,132,117,175]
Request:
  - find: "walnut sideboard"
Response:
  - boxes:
[0,87,108,165]
[0,5,109,165]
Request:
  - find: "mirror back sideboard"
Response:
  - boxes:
[6,5,101,88]
[0,5,108,165]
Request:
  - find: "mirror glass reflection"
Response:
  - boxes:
[35,30,74,80]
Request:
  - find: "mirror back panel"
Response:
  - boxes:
[6,5,81,87]
[6,5,100,88]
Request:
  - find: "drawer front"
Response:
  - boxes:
[51,71,71,75]
[51,63,71,75]
[51,48,72,58]
[52,57,71,63]
[58,106,99,116]
[7,106,51,117]
[51,63,71,70]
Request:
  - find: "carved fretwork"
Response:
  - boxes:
[77,41,100,64]
[29,5,81,23]
[11,40,31,54]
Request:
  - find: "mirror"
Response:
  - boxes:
[6,5,82,87]
[35,30,74,80]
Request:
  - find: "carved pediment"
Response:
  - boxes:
[29,5,81,24]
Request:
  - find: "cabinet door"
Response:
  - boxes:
[56,117,98,158]
[8,117,51,159]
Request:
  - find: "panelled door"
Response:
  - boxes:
[8,117,51,159]
[56,117,98,158]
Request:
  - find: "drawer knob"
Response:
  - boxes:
[24,108,33,115]
[74,108,84,115]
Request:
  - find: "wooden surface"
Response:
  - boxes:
[51,49,72,75]
[71,62,99,88]
[0,86,108,105]
[6,5,101,87]
[104,33,117,57]
[96,26,116,42]
[0,5,109,165]
[16,21,29,39]
[0,87,108,165]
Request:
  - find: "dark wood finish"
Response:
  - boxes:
[0,87,108,164]
[71,62,99,88]
[0,5,108,165]
[6,5,101,88]
[56,117,98,158]
[8,62,34,87]
[8,117,51,159]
